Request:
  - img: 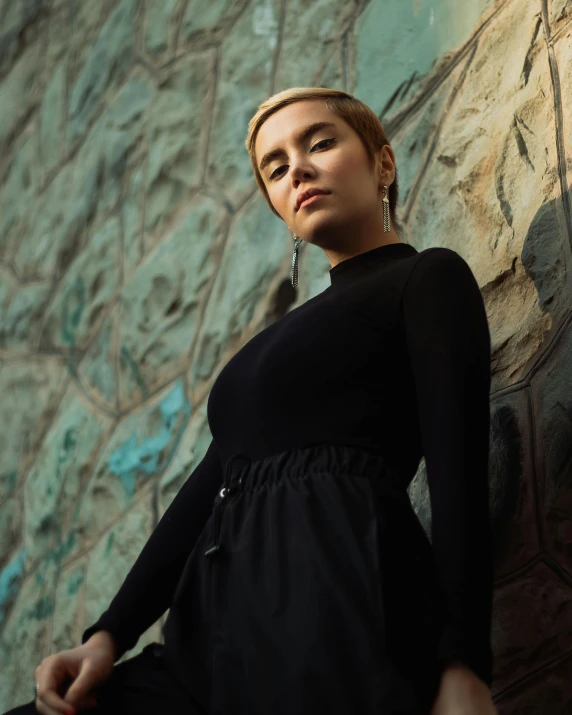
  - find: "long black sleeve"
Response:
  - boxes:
[401,248,494,687]
[81,438,223,660]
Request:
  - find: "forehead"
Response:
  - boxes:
[255,101,343,162]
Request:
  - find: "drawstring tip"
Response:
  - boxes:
[204,544,220,558]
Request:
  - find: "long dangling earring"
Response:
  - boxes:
[291,233,302,288]
[383,185,390,233]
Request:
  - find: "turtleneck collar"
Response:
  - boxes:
[328,241,418,286]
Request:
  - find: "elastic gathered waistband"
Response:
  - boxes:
[223,442,408,496]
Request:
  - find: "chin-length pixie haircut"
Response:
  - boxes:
[245,87,404,238]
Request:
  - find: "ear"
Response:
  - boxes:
[376,145,396,190]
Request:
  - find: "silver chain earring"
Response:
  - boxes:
[291,233,302,288]
[383,185,390,233]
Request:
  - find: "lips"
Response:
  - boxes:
[296,188,329,211]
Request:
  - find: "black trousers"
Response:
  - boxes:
[5,444,444,715]
[3,643,207,715]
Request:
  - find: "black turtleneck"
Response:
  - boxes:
[82,241,494,689]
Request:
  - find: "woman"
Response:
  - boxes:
[6,87,499,715]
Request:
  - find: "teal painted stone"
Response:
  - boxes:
[0,559,58,712]
[83,490,162,661]
[1,281,52,352]
[0,548,26,627]
[119,194,219,407]
[159,398,211,512]
[15,71,148,279]
[0,0,45,78]
[354,0,494,118]
[40,59,66,174]
[51,562,86,653]
[40,216,120,350]
[0,268,16,338]
[144,53,210,247]
[143,0,179,57]
[191,193,286,389]
[0,494,23,573]
[12,162,74,279]
[0,131,39,262]
[69,73,153,233]
[0,360,68,504]
[72,380,191,548]
[25,387,112,565]
[179,0,242,44]
[43,1,71,77]
[274,0,354,90]
[316,44,344,92]
[122,163,146,280]
[206,0,278,202]
[67,0,137,143]
[0,42,41,155]
[77,313,118,407]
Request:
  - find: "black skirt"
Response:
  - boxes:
[161,443,446,715]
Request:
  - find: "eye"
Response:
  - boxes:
[269,138,335,180]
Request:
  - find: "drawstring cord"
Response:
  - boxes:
[205,453,249,558]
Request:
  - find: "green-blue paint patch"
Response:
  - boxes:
[105,531,115,557]
[0,548,27,626]
[66,567,84,597]
[61,276,86,346]
[28,594,54,621]
[107,380,191,499]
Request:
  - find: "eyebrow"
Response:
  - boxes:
[258,121,338,173]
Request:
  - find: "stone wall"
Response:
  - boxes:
[1,0,571,711]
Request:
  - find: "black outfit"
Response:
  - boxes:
[6,242,493,715]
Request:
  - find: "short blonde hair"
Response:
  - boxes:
[245,87,403,238]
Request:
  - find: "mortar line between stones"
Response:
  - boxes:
[268,0,288,95]
[383,0,512,139]
[547,12,572,45]
[540,0,572,257]
[401,41,478,226]
[199,45,220,189]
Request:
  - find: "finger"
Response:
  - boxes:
[36,694,73,715]
[36,677,75,715]
[63,660,97,707]
[38,691,74,715]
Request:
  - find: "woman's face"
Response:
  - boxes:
[254,100,396,254]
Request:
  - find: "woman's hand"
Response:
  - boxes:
[430,661,499,715]
[34,631,116,715]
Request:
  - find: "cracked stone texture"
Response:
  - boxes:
[1,0,572,711]
[118,194,221,408]
[0,129,41,262]
[50,560,87,654]
[39,216,121,351]
[83,489,162,663]
[24,385,113,567]
[70,379,190,556]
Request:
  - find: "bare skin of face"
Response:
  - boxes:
[254,99,403,270]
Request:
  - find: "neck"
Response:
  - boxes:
[325,228,403,270]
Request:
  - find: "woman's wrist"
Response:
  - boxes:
[85,629,118,660]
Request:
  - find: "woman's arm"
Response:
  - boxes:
[81,438,223,661]
[401,248,494,690]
